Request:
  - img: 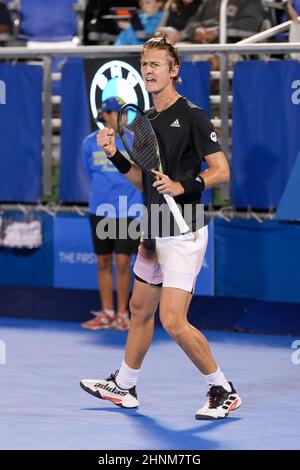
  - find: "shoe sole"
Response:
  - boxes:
[79,381,138,409]
[195,396,242,420]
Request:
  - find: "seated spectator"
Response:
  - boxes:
[83,0,139,45]
[285,0,300,60]
[163,0,264,43]
[115,0,164,45]
[0,0,12,35]
[159,0,201,34]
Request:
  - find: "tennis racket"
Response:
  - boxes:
[117,103,190,235]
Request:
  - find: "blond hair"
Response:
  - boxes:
[142,32,182,84]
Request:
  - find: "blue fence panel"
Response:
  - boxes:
[215,218,300,303]
[0,63,43,202]
[60,59,91,203]
[53,214,136,291]
[232,61,300,209]
[0,212,53,287]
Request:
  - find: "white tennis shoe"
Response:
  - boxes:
[195,382,241,420]
[80,371,139,408]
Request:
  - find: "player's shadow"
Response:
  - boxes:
[81,406,241,450]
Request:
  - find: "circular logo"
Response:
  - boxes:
[210,131,218,143]
[90,60,150,129]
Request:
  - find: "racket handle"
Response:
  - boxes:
[163,193,190,234]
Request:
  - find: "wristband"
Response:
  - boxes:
[108,149,132,174]
[178,175,205,196]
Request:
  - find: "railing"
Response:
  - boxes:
[219,0,229,44]
[239,16,300,44]
[0,41,300,198]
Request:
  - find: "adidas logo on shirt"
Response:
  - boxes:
[170,119,180,127]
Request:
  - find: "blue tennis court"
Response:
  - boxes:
[0,317,299,450]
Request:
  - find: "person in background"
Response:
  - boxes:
[162,0,264,44]
[115,0,164,45]
[0,0,12,35]
[81,97,142,331]
[159,0,201,36]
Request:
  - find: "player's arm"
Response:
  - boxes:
[151,151,230,197]
[97,127,143,191]
[177,108,230,196]
[198,151,230,189]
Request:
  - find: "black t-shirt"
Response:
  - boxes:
[142,96,221,238]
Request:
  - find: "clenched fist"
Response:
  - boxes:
[97,128,116,157]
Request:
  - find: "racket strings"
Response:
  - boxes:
[119,105,165,206]
[120,109,159,174]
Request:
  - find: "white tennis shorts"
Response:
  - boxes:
[133,225,208,293]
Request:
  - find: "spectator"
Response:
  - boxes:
[159,0,201,34]
[0,0,12,35]
[163,0,264,43]
[81,97,142,331]
[83,0,139,45]
[115,0,164,45]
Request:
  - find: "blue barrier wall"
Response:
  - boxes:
[232,60,300,209]
[1,214,300,333]
[0,212,53,287]
[275,148,300,221]
[1,214,300,304]
[53,215,214,295]
[215,219,300,303]
[0,63,43,202]
[60,59,91,203]
[53,214,97,290]
[0,212,214,296]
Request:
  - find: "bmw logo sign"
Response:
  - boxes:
[90,60,150,129]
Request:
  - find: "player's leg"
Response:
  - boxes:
[159,286,241,419]
[114,218,140,330]
[123,277,161,369]
[156,226,242,419]
[159,287,217,374]
[80,254,162,408]
[97,253,114,312]
[81,216,115,329]
[114,253,131,329]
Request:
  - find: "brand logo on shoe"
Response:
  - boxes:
[170,119,180,127]
[96,383,127,396]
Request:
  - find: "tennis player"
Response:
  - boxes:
[80,33,242,420]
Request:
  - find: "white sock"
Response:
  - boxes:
[103,309,115,318]
[117,311,129,317]
[116,359,140,389]
[203,366,231,392]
